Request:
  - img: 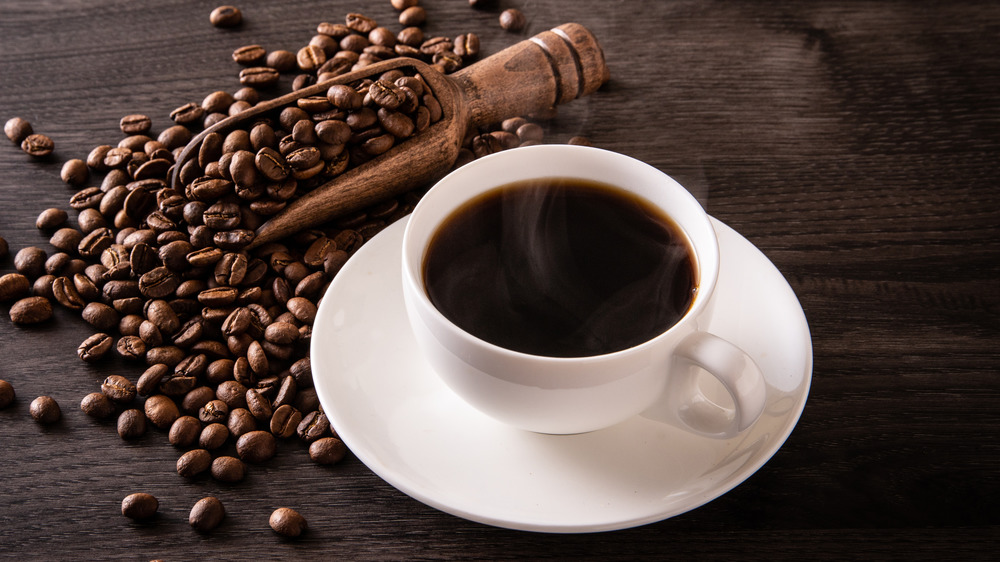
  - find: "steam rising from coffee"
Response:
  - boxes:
[423,178,697,357]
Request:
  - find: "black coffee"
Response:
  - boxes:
[423,178,698,357]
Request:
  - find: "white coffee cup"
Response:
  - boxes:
[401,145,766,436]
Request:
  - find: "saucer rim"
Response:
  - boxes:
[312,216,812,533]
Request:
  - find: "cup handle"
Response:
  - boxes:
[642,331,767,438]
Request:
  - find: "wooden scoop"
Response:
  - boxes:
[170,23,609,248]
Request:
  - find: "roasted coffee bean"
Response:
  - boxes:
[200,422,229,450]
[189,176,233,200]
[236,430,276,463]
[137,267,179,299]
[30,396,61,424]
[145,394,180,429]
[145,299,181,335]
[119,314,144,336]
[214,229,255,250]
[119,114,151,135]
[245,388,273,421]
[210,5,242,27]
[182,386,216,414]
[211,456,246,483]
[138,320,163,347]
[272,376,298,409]
[137,364,169,396]
[78,227,113,257]
[264,321,299,345]
[169,415,202,447]
[240,66,280,87]
[80,392,114,418]
[121,493,158,520]
[310,437,348,465]
[129,243,160,276]
[36,208,68,230]
[102,374,137,403]
[228,407,256,437]
[297,410,330,441]
[215,380,248,409]
[0,380,15,409]
[5,117,33,143]
[31,275,56,300]
[22,133,54,157]
[215,252,247,286]
[170,102,205,125]
[0,273,30,302]
[116,335,147,361]
[296,44,326,72]
[206,358,235,386]
[270,404,302,438]
[233,44,266,65]
[78,333,114,362]
[78,208,107,233]
[159,373,198,396]
[499,8,527,32]
[286,297,317,324]
[267,49,297,72]
[15,247,47,278]
[117,408,146,438]
[199,399,229,424]
[189,496,226,533]
[175,353,208,379]
[51,276,85,309]
[270,507,307,537]
[246,340,269,376]
[177,448,212,478]
[453,32,480,59]
[10,296,53,324]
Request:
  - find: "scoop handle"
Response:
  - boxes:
[451,23,610,128]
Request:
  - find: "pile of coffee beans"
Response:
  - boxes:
[1,0,592,536]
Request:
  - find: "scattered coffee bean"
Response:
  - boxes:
[0,380,15,409]
[80,392,115,418]
[189,496,226,532]
[199,422,229,450]
[499,8,527,32]
[211,455,246,483]
[30,395,61,424]
[270,404,302,438]
[269,507,307,537]
[236,430,277,463]
[169,415,202,447]
[145,394,180,428]
[122,492,159,520]
[117,408,147,438]
[22,133,55,157]
[78,333,114,362]
[0,273,31,302]
[399,6,426,27]
[309,436,348,465]
[4,117,33,143]
[14,247,47,278]
[210,5,242,28]
[61,159,89,185]
[10,296,53,324]
[102,374,137,403]
[177,448,212,478]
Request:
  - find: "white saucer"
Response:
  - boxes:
[312,216,812,533]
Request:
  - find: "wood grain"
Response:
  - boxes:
[1,0,998,559]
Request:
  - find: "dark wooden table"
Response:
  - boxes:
[1,0,997,559]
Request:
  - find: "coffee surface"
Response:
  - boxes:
[423,178,697,357]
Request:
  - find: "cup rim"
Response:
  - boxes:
[402,144,720,364]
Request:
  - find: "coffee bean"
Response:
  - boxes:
[51,275,86,310]
[60,159,89,185]
[399,6,426,26]
[4,117,32,143]
[233,44,266,65]
[240,66,280,88]
[200,422,230,450]
[210,5,242,27]
[145,394,180,428]
[14,247,47,278]
[101,374,137,403]
[296,410,330,442]
[245,388,273,421]
[78,333,114,362]
[79,392,115,419]
[169,415,202,447]
[236,430,276,463]
[266,49,297,72]
[199,399,230,424]
[0,273,30,302]
[270,404,302,438]
[116,335,147,361]
[121,492,158,520]
[286,297,317,324]
[310,437,348,465]
[119,114,151,135]
[30,396,61,424]
[211,455,246,483]
[117,408,146,438]
[22,133,54,157]
[10,296,53,324]
[227,407,256,437]
[0,380,14,409]
[177,448,212,478]
[270,507,307,537]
